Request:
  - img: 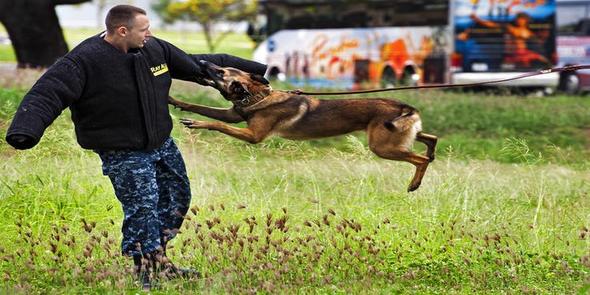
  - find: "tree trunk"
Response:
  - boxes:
[0,0,91,68]
[202,22,215,53]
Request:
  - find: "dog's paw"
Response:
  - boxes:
[407,181,421,192]
[180,118,208,129]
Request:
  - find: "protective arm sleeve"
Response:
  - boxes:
[5,57,84,149]
[191,53,267,75]
[156,37,205,82]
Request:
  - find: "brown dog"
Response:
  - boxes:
[169,60,437,192]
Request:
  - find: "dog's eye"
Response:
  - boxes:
[230,82,246,94]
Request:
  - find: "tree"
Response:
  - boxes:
[0,0,91,68]
[151,0,176,26]
[155,0,258,53]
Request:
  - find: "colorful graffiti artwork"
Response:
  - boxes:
[254,27,450,89]
[454,0,555,71]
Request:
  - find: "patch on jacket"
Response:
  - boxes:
[150,63,168,76]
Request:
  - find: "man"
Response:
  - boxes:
[5,5,266,290]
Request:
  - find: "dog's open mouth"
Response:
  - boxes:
[202,69,224,88]
[198,60,222,87]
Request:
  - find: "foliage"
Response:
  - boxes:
[153,0,258,52]
[151,0,176,25]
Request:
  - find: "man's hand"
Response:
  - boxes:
[6,134,36,150]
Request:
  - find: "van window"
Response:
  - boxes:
[557,3,590,35]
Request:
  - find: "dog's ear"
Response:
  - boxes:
[250,73,270,85]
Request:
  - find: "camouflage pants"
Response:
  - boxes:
[96,137,191,256]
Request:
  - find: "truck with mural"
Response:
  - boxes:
[251,0,570,91]
[252,0,451,89]
[253,26,450,89]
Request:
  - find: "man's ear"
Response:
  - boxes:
[117,26,128,37]
[250,73,270,85]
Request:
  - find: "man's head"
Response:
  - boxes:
[105,5,151,50]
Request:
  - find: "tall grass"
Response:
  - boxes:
[0,85,589,293]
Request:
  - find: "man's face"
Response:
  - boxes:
[126,14,151,49]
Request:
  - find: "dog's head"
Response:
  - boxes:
[198,60,271,103]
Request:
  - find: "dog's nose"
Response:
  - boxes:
[198,60,209,66]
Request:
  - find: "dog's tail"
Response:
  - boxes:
[383,106,422,133]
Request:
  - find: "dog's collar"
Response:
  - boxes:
[234,93,267,108]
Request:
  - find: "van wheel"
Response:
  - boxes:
[268,67,283,81]
[400,68,417,86]
[560,73,580,95]
[381,67,396,87]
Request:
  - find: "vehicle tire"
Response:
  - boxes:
[400,68,417,86]
[380,67,396,88]
[560,73,580,95]
[267,67,283,81]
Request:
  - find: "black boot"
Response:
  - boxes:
[133,254,151,291]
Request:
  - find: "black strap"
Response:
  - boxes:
[285,64,590,96]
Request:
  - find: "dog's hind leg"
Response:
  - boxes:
[372,147,430,192]
[368,121,430,192]
[416,132,437,162]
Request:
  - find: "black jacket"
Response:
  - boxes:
[5,34,266,151]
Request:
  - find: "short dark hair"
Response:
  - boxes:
[105,5,146,34]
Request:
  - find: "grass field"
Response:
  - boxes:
[0,28,589,294]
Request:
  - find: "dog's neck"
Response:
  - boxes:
[232,88,272,109]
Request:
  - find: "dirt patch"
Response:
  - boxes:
[0,63,44,89]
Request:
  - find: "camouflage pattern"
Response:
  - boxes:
[96,137,191,256]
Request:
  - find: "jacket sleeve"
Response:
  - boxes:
[155,37,204,82]
[191,53,267,75]
[5,57,84,149]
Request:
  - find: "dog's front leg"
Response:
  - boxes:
[169,96,244,123]
[180,118,272,144]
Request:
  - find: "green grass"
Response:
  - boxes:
[0,45,14,62]
[0,85,589,293]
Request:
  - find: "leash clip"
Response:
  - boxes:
[240,98,250,105]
